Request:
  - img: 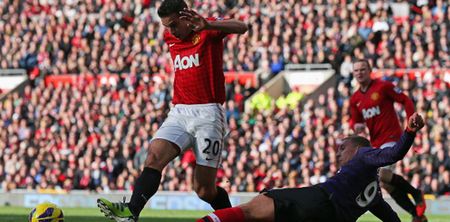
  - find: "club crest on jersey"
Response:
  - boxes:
[192,34,200,45]
[371,92,379,101]
[362,106,380,119]
[173,53,200,71]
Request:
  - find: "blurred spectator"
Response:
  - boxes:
[2,0,447,78]
[285,87,304,110]
[340,55,353,83]
[2,71,446,195]
[249,87,272,114]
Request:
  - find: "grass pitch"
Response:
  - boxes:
[2,206,449,222]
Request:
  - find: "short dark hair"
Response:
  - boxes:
[345,136,371,148]
[353,59,372,71]
[157,0,188,18]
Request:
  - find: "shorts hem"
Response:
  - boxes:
[173,103,223,108]
[195,160,221,169]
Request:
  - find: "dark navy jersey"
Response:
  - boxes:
[319,131,415,222]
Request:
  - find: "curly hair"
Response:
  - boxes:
[157,0,188,18]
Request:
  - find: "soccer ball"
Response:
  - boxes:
[28,202,64,222]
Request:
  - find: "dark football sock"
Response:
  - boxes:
[209,186,232,210]
[128,167,162,216]
[390,173,422,203]
[389,189,417,216]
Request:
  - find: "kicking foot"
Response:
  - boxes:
[97,197,138,222]
[412,215,428,222]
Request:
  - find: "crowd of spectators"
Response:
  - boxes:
[0,0,448,197]
[0,71,448,196]
[1,0,449,80]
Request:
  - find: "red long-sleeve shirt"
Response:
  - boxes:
[164,18,228,105]
[350,79,414,148]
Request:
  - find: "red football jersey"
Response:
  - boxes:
[164,18,228,105]
[350,79,415,148]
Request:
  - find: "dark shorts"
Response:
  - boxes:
[263,186,338,222]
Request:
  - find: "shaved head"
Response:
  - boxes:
[344,136,371,149]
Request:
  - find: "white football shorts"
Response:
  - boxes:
[152,103,227,168]
[379,141,396,149]
[380,141,397,170]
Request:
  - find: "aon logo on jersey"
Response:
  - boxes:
[174,54,199,71]
[362,106,380,119]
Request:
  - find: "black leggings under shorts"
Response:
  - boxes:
[263,185,338,222]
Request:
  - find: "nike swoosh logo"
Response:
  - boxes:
[169,43,175,47]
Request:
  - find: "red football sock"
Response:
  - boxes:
[196,207,245,222]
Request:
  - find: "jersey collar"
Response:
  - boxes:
[359,79,374,94]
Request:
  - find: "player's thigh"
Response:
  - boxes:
[193,131,224,168]
[190,107,226,168]
[263,187,336,222]
[149,115,193,170]
[240,194,275,222]
[145,139,180,171]
[202,195,274,222]
[378,168,395,192]
[379,167,394,183]
[188,105,226,191]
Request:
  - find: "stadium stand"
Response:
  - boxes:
[1,0,449,75]
[0,0,448,198]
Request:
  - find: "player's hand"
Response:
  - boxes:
[407,112,424,133]
[179,8,208,32]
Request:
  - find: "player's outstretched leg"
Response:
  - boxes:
[390,173,427,220]
[197,194,275,222]
[380,169,427,221]
[194,165,232,210]
[97,139,179,221]
[387,188,417,216]
[197,207,245,222]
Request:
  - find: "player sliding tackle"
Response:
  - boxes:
[97,0,248,221]
[197,113,425,222]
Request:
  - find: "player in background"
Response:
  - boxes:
[97,0,248,221]
[350,59,427,222]
[196,113,425,222]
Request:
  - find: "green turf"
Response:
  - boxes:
[3,206,449,222]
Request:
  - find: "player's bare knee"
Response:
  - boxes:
[381,182,394,193]
[379,168,393,183]
[240,195,275,221]
[144,139,179,170]
[144,151,162,169]
[194,185,216,202]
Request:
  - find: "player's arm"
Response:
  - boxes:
[362,113,424,168]
[180,9,248,34]
[384,82,415,118]
[349,97,365,134]
[369,199,401,222]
